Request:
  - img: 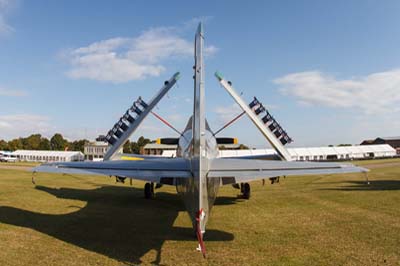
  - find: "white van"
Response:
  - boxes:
[0,152,18,163]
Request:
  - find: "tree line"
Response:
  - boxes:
[0,134,153,154]
[122,136,151,154]
[0,134,88,152]
[0,134,248,154]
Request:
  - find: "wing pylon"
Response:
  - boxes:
[104,72,180,160]
[215,72,292,161]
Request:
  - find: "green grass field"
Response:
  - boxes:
[0,159,399,265]
[0,161,40,167]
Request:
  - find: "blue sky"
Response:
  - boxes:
[1,0,400,148]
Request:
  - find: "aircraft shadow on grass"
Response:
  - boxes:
[0,185,235,265]
[320,180,400,191]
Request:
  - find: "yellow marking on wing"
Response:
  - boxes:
[121,156,144,161]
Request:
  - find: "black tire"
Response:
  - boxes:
[144,183,153,199]
[242,183,251,199]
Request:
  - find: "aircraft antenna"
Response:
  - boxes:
[213,111,245,136]
[150,111,184,137]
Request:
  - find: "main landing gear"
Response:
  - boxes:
[144,182,155,199]
[241,183,251,199]
[232,183,251,199]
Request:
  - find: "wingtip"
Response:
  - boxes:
[32,162,59,172]
[340,163,370,173]
[360,166,370,173]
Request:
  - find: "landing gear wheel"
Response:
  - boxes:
[144,182,154,199]
[242,183,251,199]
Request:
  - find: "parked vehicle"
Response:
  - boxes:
[0,152,18,163]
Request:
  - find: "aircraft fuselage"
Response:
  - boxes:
[175,122,220,233]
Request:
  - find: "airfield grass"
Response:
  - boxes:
[0,161,39,167]
[0,159,399,265]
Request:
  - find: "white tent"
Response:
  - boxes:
[164,144,396,161]
[12,150,84,162]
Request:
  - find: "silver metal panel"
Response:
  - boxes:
[193,23,212,233]
[215,72,292,161]
[209,158,367,170]
[192,23,206,158]
[104,72,180,160]
[209,168,367,184]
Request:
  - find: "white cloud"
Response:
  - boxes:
[182,16,213,30]
[214,104,243,124]
[65,22,218,83]
[166,114,184,122]
[0,0,14,34]
[0,114,51,139]
[0,86,27,96]
[0,16,12,34]
[275,69,400,114]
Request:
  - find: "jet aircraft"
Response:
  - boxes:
[34,23,367,257]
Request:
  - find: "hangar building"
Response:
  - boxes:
[361,137,400,154]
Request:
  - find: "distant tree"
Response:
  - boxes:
[123,140,132,153]
[137,136,151,147]
[0,140,9,150]
[239,144,249,150]
[50,133,68,151]
[38,138,51,150]
[23,134,42,150]
[69,139,88,152]
[8,138,23,151]
[130,136,151,154]
[337,144,352,147]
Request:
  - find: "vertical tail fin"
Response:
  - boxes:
[191,23,210,237]
[192,23,205,157]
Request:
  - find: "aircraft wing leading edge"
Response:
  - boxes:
[33,158,192,184]
[208,158,368,184]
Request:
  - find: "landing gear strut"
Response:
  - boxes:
[240,182,251,199]
[144,182,155,199]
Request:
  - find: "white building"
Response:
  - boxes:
[142,143,178,156]
[162,144,396,161]
[84,141,109,161]
[219,144,396,161]
[143,143,242,156]
[12,150,84,162]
